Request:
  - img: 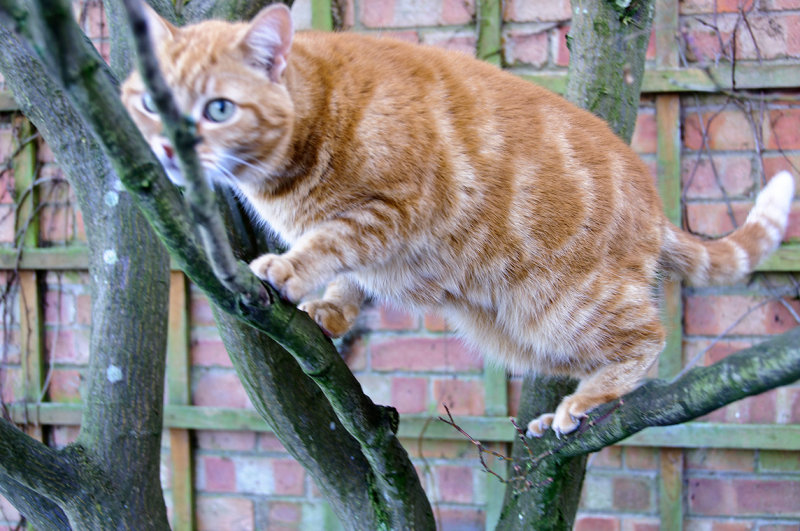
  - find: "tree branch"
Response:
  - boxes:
[122,0,267,303]
[532,326,800,460]
[0,0,433,526]
[0,418,79,504]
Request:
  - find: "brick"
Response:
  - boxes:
[360,0,394,28]
[259,433,288,453]
[556,25,570,66]
[203,456,236,492]
[734,479,800,516]
[424,312,448,332]
[758,526,800,531]
[49,425,80,449]
[631,112,657,154]
[421,32,477,56]
[268,502,301,525]
[377,30,420,43]
[590,445,622,468]
[686,448,755,472]
[684,110,758,151]
[734,15,791,60]
[357,374,391,405]
[440,0,474,25]
[45,329,90,364]
[272,459,305,495]
[192,370,252,409]
[434,378,485,415]
[0,368,22,403]
[195,430,256,451]
[0,205,15,244]
[689,478,800,516]
[39,205,75,244]
[0,495,21,525]
[711,523,754,531]
[762,0,800,8]
[507,377,521,417]
[684,295,800,336]
[391,377,427,413]
[684,201,751,238]
[371,336,482,372]
[44,290,74,325]
[196,496,254,531]
[191,336,231,367]
[763,154,800,184]
[343,337,367,371]
[377,304,418,331]
[680,0,754,14]
[436,465,473,503]
[624,447,657,470]
[575,516,620,531]
[791,387,800,423]
[613,476,652,512]
[682,155,755,199]
[503,30,549,67]
[76,293,92,325]
[190,295,216,326]
[680,15,735,63]
[436,508,484,531]
[49,369,82,402]
[503,0,570,23]
[621,519,660,531]
[765,108,800,150]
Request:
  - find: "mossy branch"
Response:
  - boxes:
[0,418,78,505]
[0,0,433,527]
[528,326,800,459]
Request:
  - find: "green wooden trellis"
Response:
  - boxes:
[2,0,800,529]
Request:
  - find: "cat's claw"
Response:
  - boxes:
[526,413,554,438]
[298,299,356,338]
[249,253,307,302]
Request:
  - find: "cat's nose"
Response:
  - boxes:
[162,143,174,160]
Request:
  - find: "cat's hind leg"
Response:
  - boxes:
[299,276,364,337]
[527,318,664,437]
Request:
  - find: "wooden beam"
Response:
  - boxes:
[167,272,194,531]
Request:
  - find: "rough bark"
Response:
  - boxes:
[498,2,657,529]
[0,2,170,528]
[0,0,433,528]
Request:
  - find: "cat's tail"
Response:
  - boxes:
[660,171,795,286]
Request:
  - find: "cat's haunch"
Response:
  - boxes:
[122,4,796,437]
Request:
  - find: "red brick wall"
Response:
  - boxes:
[1,0,799,529]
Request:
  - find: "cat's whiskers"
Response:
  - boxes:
[219,152,262,173]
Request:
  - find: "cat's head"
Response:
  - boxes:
[121,4,295,190]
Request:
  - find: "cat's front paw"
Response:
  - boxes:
[298,299,358,338]
[249,254,308,302]
[526,395,588,438]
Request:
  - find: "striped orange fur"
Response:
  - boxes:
[121,4,796,436]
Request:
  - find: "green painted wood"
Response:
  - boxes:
[8,243,796,275]
[654,4,684,528]
[756,243,800,272]
[0,246,182,271]
[477,0,502,66]
[11,402,800,450]
[520,63,800,95]
[0,91,16,112]
[311,0,333,31]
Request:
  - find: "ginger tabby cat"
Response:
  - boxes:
[122,4,795,437]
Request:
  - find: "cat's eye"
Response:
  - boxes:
[204,99,236,123]
[142,93,157,113]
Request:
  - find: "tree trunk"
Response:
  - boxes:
[497,1,656,529]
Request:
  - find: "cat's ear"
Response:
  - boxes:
[141,2,177,44]
[242,4,294,83]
